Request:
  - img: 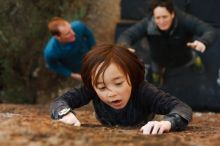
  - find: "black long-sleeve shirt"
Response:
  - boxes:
[50,81,192,131]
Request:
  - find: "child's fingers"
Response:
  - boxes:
[158,126,166,134]
[73,120,81,126]
[140,121,171,135]
[140,121,155,135]
[151,123,160,135]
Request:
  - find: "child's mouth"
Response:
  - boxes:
[111,100,123,107]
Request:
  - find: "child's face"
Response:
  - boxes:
[93,63,132,109]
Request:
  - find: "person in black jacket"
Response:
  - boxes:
[50,43,192,135]
[117,0,217,85]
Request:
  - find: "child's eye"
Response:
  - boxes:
[115,81,123,86]
[98,86,106,91]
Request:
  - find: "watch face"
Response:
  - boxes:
[58,108,71,116]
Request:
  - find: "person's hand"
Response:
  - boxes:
[71,73,82,81]
[58,112,81,126]
[187,40,206,53]
[128,48,135,53]
[140,120,171,135]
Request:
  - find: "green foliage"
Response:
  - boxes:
[0,0,90,103]
[73,7,87,20]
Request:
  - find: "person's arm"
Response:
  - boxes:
[117,18,149,47]
[45,55,72,77]
[178,8,217,51]
[139,82,192,134]
[140,114,189,135]
[50,85,93,125]
[163,113,189,131]
[44,42,73,77]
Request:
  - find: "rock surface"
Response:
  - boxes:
[0,104,220,146]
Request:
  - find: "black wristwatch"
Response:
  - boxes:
[58,108,75,119]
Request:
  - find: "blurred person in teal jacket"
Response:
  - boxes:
[44,17,96,80]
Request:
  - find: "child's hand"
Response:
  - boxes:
[58,112,81,126]
[140,120,171,135]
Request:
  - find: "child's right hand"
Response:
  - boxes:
[58,112,81,126]
[140,120,171,135]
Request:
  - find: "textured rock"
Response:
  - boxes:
[0,104,220,146]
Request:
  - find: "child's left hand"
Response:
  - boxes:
[140,120,171,135]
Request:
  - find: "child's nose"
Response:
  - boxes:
[107,88,115,98]
[107,91,113,97]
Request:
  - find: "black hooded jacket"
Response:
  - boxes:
[117,8,217,68]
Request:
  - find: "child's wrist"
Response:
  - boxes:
[58,107,75,119]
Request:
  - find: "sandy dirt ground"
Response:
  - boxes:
[0,104,220,146]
